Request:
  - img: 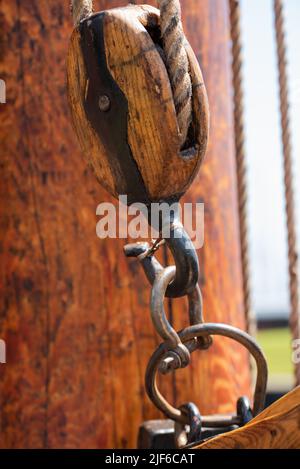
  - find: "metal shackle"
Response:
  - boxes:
[124,204,200,298]
[145,322,268,425]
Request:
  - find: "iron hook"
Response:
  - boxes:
[124,203,199,298]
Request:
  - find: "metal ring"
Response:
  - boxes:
[145,323,268,425]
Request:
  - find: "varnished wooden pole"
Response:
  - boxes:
[0,0,251,448]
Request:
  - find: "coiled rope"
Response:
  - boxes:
[158,0,192,146]
[71,0,93,26]
[71,0,192,147]
[274,0,300,385]
[229,0,255,336]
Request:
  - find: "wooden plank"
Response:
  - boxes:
[196,387,300,449]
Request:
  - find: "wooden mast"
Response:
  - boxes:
[0,0,251,448]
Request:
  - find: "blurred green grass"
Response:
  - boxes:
[257,327,293,375]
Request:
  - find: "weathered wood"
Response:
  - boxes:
[67,4,209,204]
[196,387,300,449]
[0,0,251,448]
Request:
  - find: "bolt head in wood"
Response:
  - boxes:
[67,5,209,204]
[98,95,110,112]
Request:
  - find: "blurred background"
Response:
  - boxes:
[240,0,299,391]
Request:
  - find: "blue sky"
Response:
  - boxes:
[240,0,300,318]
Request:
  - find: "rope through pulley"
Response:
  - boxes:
[67,0,210,296]
[71,0,192,147]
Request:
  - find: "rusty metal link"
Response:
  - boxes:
[124,205,199,298]
[150,267,212,374]
[174,403,202,448]
[138,238,166,260]
[123,196,267,447]
[151,266,191,373]
[236,396,252,426]
[145,323,268,426]
[124,204,206,377]
[173,395,252,448]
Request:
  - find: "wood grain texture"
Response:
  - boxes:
[196,387,300,449]
[67,4,209,203]
[0,0,251,448]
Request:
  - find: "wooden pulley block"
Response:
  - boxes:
[67,4,209,205]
